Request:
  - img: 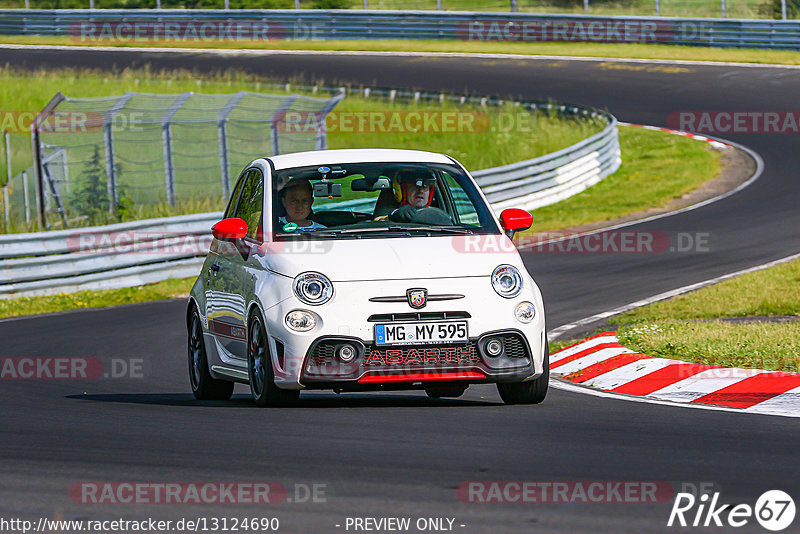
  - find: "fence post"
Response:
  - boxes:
[104,92,135,215]
[437,0,442,9]
[161,92,192,207]
[217,91,247,199]
[224,0,230,9]
[2,186,8,230]
[782,0,787,18]
[363,0,368,8]
[314,90,346,150]
[270,95,300,156]
[655,0,660,16]
[30,125,45,228]
[22,170,30,226]
[30,92,66,230]
[295,0,300,7]
[510,0,517,12]
[721,0,726,17]
[584,0,589,13]
[156,0,162,8]
[4,131,11,192]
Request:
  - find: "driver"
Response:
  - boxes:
[278,177,327,231]
[383,169,452,225]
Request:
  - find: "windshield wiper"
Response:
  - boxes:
[407,226,476,235]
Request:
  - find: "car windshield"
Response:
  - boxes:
[271,161,500,238]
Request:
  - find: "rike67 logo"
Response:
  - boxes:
[668,490,795,531]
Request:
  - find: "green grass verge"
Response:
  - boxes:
[617,321,800,372]
[521,125,720,233]
[5,36,800,66]
[0,277,194,319]
[605,257,800,372]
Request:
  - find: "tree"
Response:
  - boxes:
[71,145,110,224]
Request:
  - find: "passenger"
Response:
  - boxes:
[278,178,327,231]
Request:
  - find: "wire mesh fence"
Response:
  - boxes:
[1,89,343,231]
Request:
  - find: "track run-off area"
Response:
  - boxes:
[1,46,800,533]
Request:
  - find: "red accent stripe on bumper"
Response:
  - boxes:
[358,372,486,384]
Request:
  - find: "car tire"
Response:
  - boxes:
[247,310,300,407]
[497,341,549,405]
[425,386,467,398]
[188,308,234,401]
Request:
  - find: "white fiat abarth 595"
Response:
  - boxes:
[187,148,548,406]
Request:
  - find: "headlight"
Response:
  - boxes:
[285,310,316,331]
[514,301,536,323]
[293,272,333,305]
[492,265,523,298]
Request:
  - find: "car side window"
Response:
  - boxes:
[443,171,480,225]
[233,169,264,241]
[224,171,249,219]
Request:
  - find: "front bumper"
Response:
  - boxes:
[298,329,537,391]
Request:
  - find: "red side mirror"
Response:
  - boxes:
[500,209,533,236]
[212,218,248,241]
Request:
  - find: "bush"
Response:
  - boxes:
[759,0,800,18]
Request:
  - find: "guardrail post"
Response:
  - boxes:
[782,0,787,19]
[584,0,590,13]
[161,92,192,207]
[217,91,247,198]
[721,0,726,17]
[655,0,660,16]
[295,0,300,8]
[511,0,517,12]
[104,92,135,215]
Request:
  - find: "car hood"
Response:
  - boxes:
[260,234,523,281]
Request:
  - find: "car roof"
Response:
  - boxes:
[266,148,454,171]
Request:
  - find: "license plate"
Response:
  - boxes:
[374,321,468,346]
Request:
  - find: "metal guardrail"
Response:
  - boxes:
[0,87,620,298]
[1,10,799,49]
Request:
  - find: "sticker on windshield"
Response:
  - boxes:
[283,222,299,232]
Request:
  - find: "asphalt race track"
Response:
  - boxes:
[2,47,800,533]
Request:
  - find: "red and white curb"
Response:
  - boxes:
[551,332,800,418]
[620,122,732,149]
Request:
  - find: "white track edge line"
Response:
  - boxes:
[3,43,800,70]
[550,378,800,419]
